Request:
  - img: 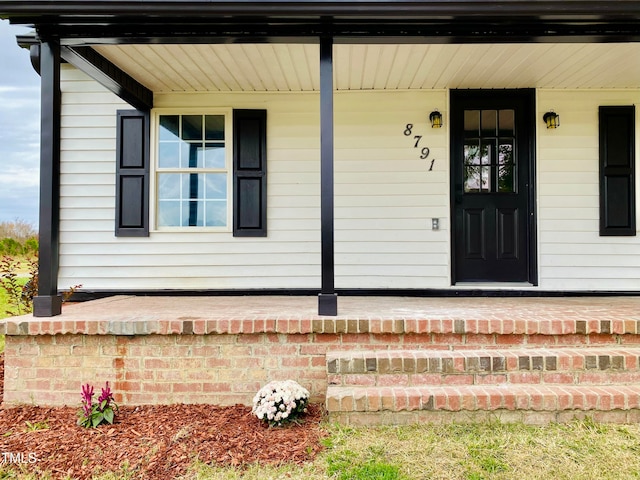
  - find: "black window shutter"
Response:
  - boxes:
[599,106,636,236]
[233,109,267,237]
[115,110,150,237]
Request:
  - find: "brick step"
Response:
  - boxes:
[310,316,640,336]
[327,347,640,387]
[326,384,640,414]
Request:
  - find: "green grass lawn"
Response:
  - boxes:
[187,420,640,480]
[0,283,15,320]
[0,277,29,320]
[2,419,640,479]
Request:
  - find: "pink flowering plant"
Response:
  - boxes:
[77,381,118,428]
[252,380,310,427]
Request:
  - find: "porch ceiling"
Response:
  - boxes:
[92,42,640,92]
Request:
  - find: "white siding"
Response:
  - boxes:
[59,64,640,292]
[333,91,449,288]
[537,89,640,290]
[60,66,323,289]
[59,65,449,290]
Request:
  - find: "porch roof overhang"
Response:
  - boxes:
[2,0,640,21]
[4,0,640,95]
[3,0,640,95]
[3,0,640,45]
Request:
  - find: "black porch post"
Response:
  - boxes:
[318,35,338,316]
[33,40,62,317]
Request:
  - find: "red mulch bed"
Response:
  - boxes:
[0,354,327,479]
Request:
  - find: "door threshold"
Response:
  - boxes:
[454,282,536,289]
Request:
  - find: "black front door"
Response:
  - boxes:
[451,90,536,283]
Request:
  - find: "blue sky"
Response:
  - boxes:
[0,20,41,227]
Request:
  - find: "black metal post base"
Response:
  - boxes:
[33,295,63,317]
[318,293,338,316]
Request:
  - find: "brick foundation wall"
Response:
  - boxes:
[3,333,328,406]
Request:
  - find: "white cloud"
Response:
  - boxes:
[0,167,40,189]
[0,91,39,111]
[0,85,39,93]
[0,166,39,225]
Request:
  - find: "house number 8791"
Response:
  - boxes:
[403,123,434,168]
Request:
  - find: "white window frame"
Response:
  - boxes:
[150,108,233,232]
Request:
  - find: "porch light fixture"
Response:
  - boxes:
[543,111,560,129]
[429,110,443,128]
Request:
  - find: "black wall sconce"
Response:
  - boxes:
[543,111,560,129]
[429,110,443,128]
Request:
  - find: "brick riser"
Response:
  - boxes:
[327,384,640,412]
[327,348,640,387]
[326,347,640,424]
[326,385,640,425]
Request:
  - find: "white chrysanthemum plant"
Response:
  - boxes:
[252,380,310,427]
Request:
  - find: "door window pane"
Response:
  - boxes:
[480,166,490,191]
[464,110,480,137]
[464,166,490,193]
[481,110,497,136]
[499,110,515,136]
[464,141,480,165]
[464,165,480,193]
[480,142,491,166]
[465,141,492,193]
[498,165,514,193]
[480,143,491,191]
[498,140,515,193]
[464,141,480,192]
